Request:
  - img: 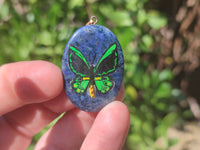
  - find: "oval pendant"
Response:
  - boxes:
[62,23,124,112]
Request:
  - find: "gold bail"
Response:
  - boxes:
[86,16,98,25]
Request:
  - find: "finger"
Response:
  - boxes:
[0,90,75,150]
[0,60,63,116]
[34,86,125,150]
[2,89,75,136]
[3,84,124,141]
[0,117,31,150]
[34,109,96,150]
[42,89,75,114]
[80,101,130,150]
[0,61,71,150]
[0,103,60,150]
[1,59,124,150]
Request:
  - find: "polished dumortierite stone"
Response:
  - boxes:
[62,25,124,112]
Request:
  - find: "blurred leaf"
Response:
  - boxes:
[111,0,124,5]
[114,27,134,48]
[37,31,55,46]
[142,121,154,137]
[58,27,70,41]
[27,144,34,150]
[68,0,84,9]
[154,82,171,99]
[147,11,167,29]
[100,5,133,26]
[28,0,38,4]
[169,138,179,147]
[140,34,153,52]
[19,47,31,59]
[47,2,63,26]
[155,112,177,137]
[132,66,145,89]
[137,9,147,26]
[33,47,54,55]
[125,0,138,12]
[127,134,141,149]
[125,54,139,79]
[154,102,167,111]
[126,85,138,100]
[0,3,9,20]
[142,74,150,89]
[26,13,35,23]
[150,70,160,87]
[54,44,65,55]
[159,69,173,81]
[182,110,193,118]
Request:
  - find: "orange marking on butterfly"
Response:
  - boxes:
[83,77,90,80]
[89,85,95,98]
[95,77,101,80]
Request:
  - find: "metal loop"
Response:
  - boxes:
[86,16,98,25]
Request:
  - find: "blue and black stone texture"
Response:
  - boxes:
[62,25,124,112]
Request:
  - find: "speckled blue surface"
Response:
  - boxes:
[62,25,124,112]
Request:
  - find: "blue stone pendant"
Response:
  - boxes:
[62,17,124,112]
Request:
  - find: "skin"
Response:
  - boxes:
[0,60,130,150]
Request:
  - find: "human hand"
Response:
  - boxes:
[0,61,130,150]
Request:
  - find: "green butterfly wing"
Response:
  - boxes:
[71,76,90,94]
[94,76,113,94]
[93,43,118,94]
[94,43,118,76]
[69,46,91,94]
[69,46,90,77]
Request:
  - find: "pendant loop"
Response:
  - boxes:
[86,16,98,25]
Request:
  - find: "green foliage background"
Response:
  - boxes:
[0,0,191,150]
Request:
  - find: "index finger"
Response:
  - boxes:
[0,61,63,116]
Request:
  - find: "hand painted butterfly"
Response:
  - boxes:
[68,43,118,98]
